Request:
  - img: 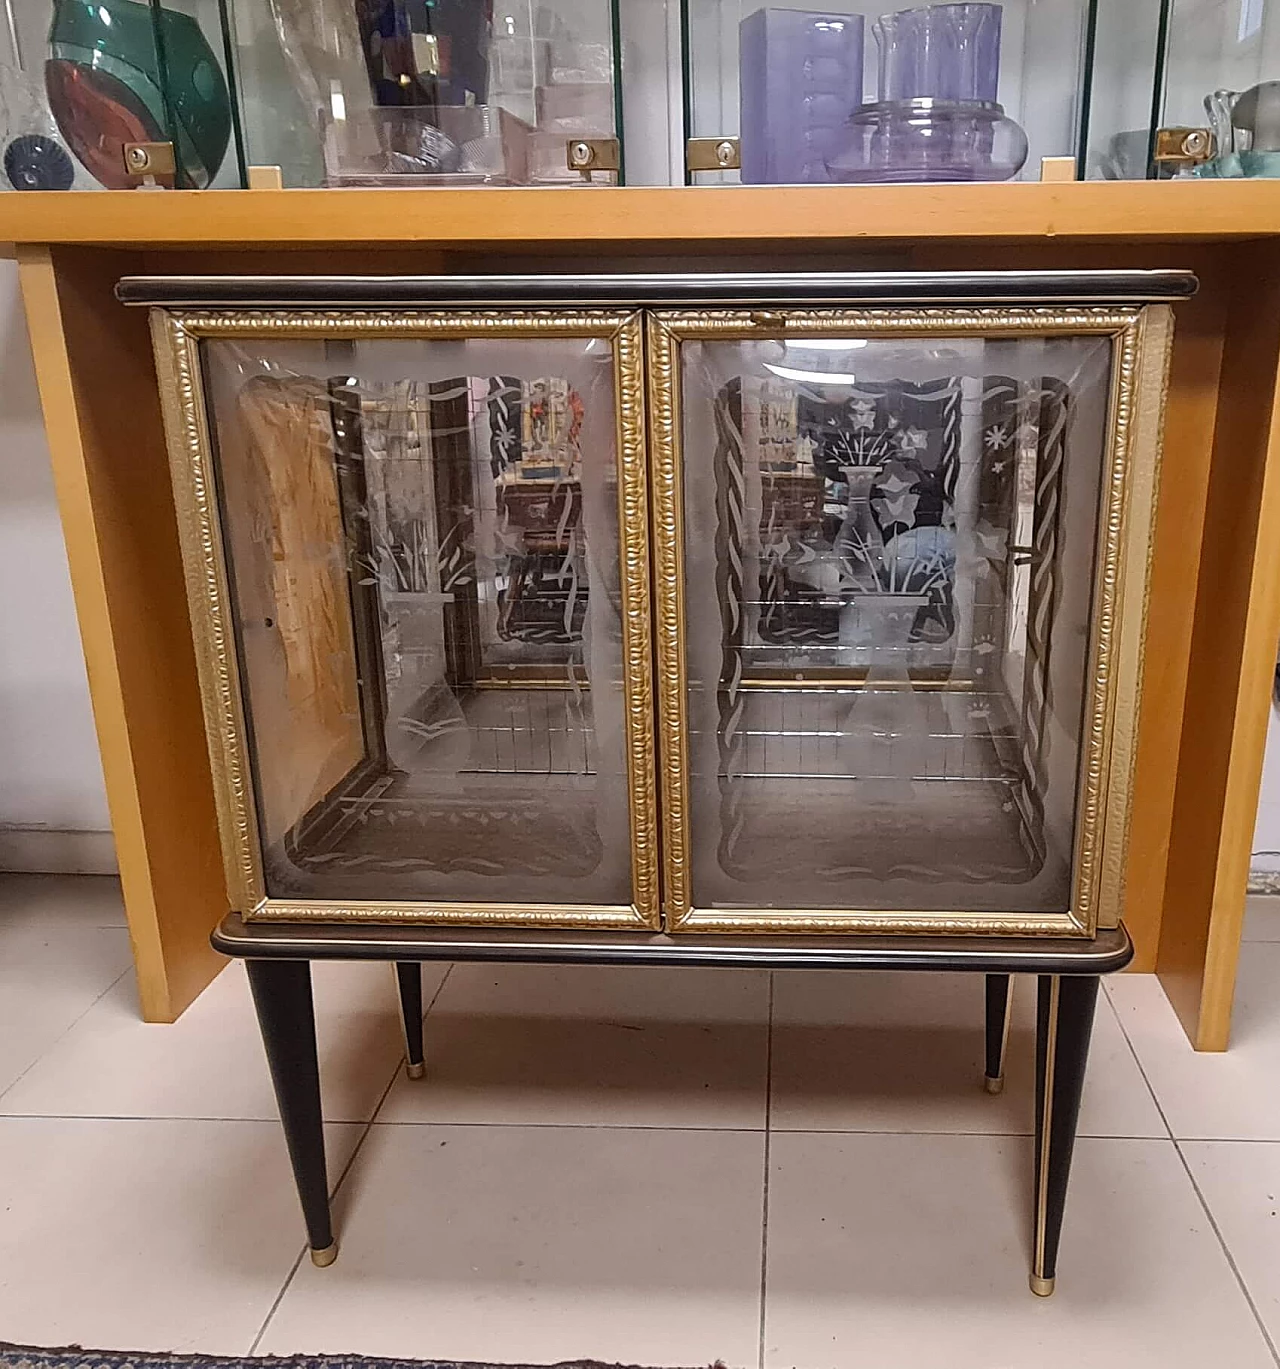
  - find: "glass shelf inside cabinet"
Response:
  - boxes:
[0,0,241,191]
[201,335,633,905]
[224,0,622,188]
[682,0,1096,183]
[678,332,1112,914]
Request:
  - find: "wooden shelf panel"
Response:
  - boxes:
[3,180,1280,251]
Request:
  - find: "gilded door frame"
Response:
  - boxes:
[150,307,660,929]
[647,304,1174,935]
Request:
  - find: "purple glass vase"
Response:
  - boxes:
[739,9,864,185]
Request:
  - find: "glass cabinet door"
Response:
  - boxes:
[1082,0,1280,179]
[682,0,1097,184]
[159,312,656,926]
[648,308,1163,934]
[1157,0,1280,176]
[2,0,240,190]
[223,0,623,187]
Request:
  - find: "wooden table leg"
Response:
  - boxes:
[1031,973,1099,1296]
[984,973,1015,1095]
[245,958,337,1267]
[396,961,425,1080]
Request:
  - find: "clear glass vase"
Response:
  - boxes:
[827,2,1028,184]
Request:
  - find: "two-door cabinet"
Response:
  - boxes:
[114,266,1188,1290]
[120,269,1187,940]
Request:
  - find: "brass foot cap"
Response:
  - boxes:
[1029,1274,1055,1297]
[983,1074,1005,1096]
[310,1241,339,1269]
[406,1061,426,1080]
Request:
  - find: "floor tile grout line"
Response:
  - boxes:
[0,1113,1178,1139]
[247,1247,309,1358]
[1102,980,1174,1142]
[0,962,133,1108]
[249,1051,403,1356]
[758,971,774,1369]
[1106,985,1280,1367]
[249,964,455,1357]
[1172,1137,1280,1369]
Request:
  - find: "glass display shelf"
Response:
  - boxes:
[0,0,241,190]
[0,0,622,191]
[225,0,623,188]
[681,0,1097,184]
[1084,0,1280,179]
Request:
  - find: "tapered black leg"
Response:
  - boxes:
[1031,973,1099,1296]
[396,961,425,1079]
[984,973,1015,1094]
[245,958,336,1267]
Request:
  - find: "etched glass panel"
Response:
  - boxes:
[678,332,1113,914]
[201,333,632,906]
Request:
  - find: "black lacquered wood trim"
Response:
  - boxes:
[117,269,1197,310]
[212,913,1133,975]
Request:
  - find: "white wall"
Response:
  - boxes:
[1252,704,1280,883]
[0,260,115,873]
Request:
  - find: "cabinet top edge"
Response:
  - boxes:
[116,268,1198,310]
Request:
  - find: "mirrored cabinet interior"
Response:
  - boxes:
[164,310,658,926]
[658,323,1116,928]
[127,269,1188,942]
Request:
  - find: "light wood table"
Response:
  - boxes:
[2,180,1278,1048]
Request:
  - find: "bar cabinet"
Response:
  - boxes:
[122,267,1184,940]
[110,264,1187,1289]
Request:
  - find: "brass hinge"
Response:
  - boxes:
[123,140,176,189]
[686,137,741,172]
[1153,126,1216,169]
[566,138,620,182]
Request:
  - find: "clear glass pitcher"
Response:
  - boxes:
[1201,81,1280,178]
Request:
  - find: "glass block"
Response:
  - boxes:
[683,0,1097,183]
[223,0,622,188]
[199,333,635,906]
[674,331,1114,914]
[0,0,240,191]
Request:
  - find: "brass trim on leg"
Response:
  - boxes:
[985,975,1017,1093]
[1033,975,1061,1292]
[310,1241,339,1268]
[406,1061,425,1080]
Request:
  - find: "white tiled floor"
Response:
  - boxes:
[4,875,1280,1368]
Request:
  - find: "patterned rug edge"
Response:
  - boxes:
[0,1346,725,1369]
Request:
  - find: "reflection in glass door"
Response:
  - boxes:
[650,315,1132,933]
[194,318,656,923]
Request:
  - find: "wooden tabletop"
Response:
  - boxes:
[2,180,1280,252]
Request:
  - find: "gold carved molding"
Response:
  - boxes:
[150,306,658,929]
[646,304,1169,936]
[150,299,1173,938]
